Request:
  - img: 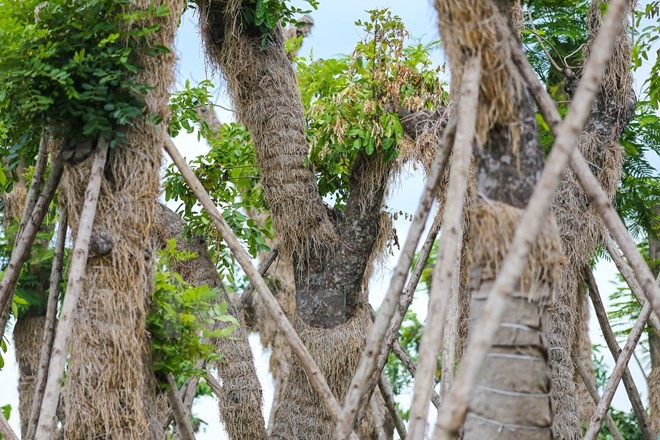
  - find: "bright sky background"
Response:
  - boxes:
[1,1,659,438]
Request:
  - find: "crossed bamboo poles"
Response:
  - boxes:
[0,0,658,438]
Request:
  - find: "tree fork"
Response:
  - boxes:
[337,117,456,437]
[34,138,108,438]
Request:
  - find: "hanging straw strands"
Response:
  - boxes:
[34,139,109,438]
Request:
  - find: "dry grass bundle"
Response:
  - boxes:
[2,185,26,226]
[196,0,336,257]
[434,0,524,149]
[59,0,183,438]
[268,305,374,439]
[467,200,563,293]
[13,316,46,437]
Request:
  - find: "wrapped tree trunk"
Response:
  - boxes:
[548,1,634,437]
[153,203,266,439]
[434,0,561,437]
[58,1,184,438]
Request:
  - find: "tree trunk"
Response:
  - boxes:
[153,203,266,439]
[196,3,393,437]
[434,1,560,437]
[548,1,634,437]
[58,1,183,438]
[572,289,597,426]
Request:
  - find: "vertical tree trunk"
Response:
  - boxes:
[572,289,597,425]
[59,1,183,438]
[434,1,560,437]
[548,2,634,437]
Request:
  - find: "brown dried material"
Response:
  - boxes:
[59,1,183,438]
[269,306,374,440]
[13,316,46,437]
[197,0,336,256]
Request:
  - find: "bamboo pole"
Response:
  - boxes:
[25,208,68,440]
[433,1,629,436]
[585,268,655,440]
[34,139,109,439]
[408,55,480,440]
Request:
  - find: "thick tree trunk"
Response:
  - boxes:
[548,2,634,437]
[153,203,266,439]
[58,1,183,438]
[434,1,559,437]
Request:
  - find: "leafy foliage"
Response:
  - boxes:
[0,0,170,173]
[165,80,272,289]
[296,9,446,206]
[148,239,238,385]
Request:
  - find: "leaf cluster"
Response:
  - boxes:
[0,0,170,170]
[148,239,239,386]
[297,9,445,205]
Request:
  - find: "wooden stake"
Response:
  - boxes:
[408,55,480,440]
[163,138,358,440]
[379,375,407,440]
[25,208,68,440]
[34,139,109,439]
[574,360,624,440]
[166,373,196,440]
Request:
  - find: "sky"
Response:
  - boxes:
[1,1,659,438]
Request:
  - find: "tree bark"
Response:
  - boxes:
[648,204,660,438]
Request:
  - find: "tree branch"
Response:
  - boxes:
[378,375,407,440]
[0,411,18,440]
[35,138,109,437]
[166,374,196,440]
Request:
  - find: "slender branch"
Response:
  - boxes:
[335,114,455,439]
[163,137,358,440]
[434,2,630,437]
[25,208,68,440]
[166,374,196,440]
[409,55,480,440]
[604,235,660,333]
[526,9,569,75]
[584,301,653,440]
[34,139,109,438]
[585,268,654,440]
[237,247,279,313]
[0,411,18,440]
[379,375,407,440]
[574,360,624,440]
[511,18,660,325]
[205,371,223,398]
[0,153,64,337]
